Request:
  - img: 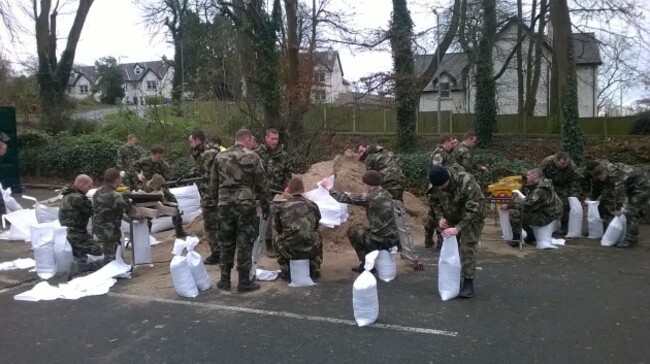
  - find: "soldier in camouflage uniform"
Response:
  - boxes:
[425,134,459,249]
[428,166,485,298]
[588,161,650,248]
[116,134,145,191]
[357,142,406,201]
[59,174,102,259]
[321,170,399,273]
[187,132,221,264]
[256,128,292,258]
[93,168,138,263]
[539,152,581,235]
[505,168,563,247]
[211,128,269,293]
[274,177,323,282]
[134,145,187,238]
[452,130,488,175]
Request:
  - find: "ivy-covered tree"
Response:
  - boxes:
[95,56,125,104]
[473,0,497,147]
[390,0,417,153]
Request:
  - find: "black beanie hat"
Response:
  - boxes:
[361,170,382,186]
[428,166,450,187]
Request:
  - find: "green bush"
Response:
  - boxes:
[145,96,164,106]
[398,152,430,191]
[474,148,529,186]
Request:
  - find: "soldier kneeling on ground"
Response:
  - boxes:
[320,170,399,273]
[274,177,323,282]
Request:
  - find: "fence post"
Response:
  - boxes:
[449,111,453,134]
[603,116,608,136]
[324,105,327,129]
[383,107,387,135]
[416,105,419,135]
[352,103,356,133]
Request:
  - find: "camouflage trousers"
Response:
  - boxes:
[122,173,139,192]
[424,206,443,244]
[98,238,121,263]
[275,233,323,276]
[347,223,399,262]
[95,227,122,263]
[163,189,184,231]
[555,189,572,230]
[217,203,256,272]
[66,228,102,258]
[202,203,219,254]
[623,179,650,245]
[386,189,404,202]
[457,225,482,279]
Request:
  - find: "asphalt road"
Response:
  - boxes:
[1,190,649,363]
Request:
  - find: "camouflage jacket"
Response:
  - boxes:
[274,195,322,251]
[329,187,399,247]
[539,155,581,197]
[116,144,144,174]
[255,144,291,193]
[134,157,174,181]
[210,144,269,207]
[599,162,640,210]
[430,145,456,167]
[92,185,132,241]
[430,168,484,232]
[452,142,475,173]
[187,144,206,178]
[59,185,93,230]
[195,143,220,204]
[362,145,405,192]
[518,177,563,227]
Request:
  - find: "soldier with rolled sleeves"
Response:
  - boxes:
[539,152,581,235]
[211,128,269,293]
[587,161,650,248]
[116,134,144,191]
[356,141,406,201]
[134,145,188,238]
[274,177,323,282]
[321,170,399,273]
[93,168,140,264]
[59,174,102,260]
[504,168,563,247]
[453,130,488,174]
[428,166,485,298]
[255,128,292,258]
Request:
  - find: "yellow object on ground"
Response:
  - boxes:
[116,186,130,193]
[488,175,523,198]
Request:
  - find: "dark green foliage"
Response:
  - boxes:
[390,0,417,153]
[630,112,650,135]
[95,56,125,104]
[398,153,430,191]
[560,82,586,164]
[473,0,497,147]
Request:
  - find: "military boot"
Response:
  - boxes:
[217,268,231,291]
[265,240,276,258]
[507,231,521,247]
[459,278,474,298]
[175,224,188,239]
[523,226,536,245]
[237,270,260,293]
[204,252,220,265]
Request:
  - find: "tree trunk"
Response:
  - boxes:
[283,0,303,138]
[34,0,94,132]
[473,0,497,147]
[516,0,524,115]
[524,0,547,116]
[549,0,585,163]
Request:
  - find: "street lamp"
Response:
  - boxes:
[433,9,441,134]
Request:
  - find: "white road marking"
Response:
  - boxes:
[109,292,459,337]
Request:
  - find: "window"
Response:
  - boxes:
[146,80,157,91]
[79,85,89,94]
[440,82,450,98]
[314,89,327,102]
[135,66,142,74]
[314,71,326,84]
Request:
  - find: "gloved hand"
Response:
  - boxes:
[262,204,271,219]
[615,208,627,217]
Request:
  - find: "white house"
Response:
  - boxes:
[309,51,350,103]
[416,20,602,117]
[67,61,174,105]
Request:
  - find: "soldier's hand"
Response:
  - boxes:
[137,173,146,182]
[438,218,449,229]
[319,178,332,191]
[480,165,488,172]
[442,227,459,238]
[615,209,627,217]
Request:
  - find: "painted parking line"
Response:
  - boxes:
[109,292,459,337]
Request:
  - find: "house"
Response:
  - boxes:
[67,61,174,105]
[416,20,602,117]
[309,50,350,103]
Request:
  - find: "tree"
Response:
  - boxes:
[549,0,585,163]
[94,56,125,105]
[390,0,417,153]
[473,0,498,147]
[33,0,95,132]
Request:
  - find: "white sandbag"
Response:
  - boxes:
[438,236,461,301]
[376,247,397,283]
[498,209,513,241]
[587,201,604,239]
[601,214,626,247]
[532,221,557,250]
[288,259,316,287]
[35,202,60,224]
[1,209,38,240]
[131,220,153,265]
[304,176,349,228]
[1,184,23,212]
[352,250,379,327]
[566,197,584,238]
[171,184,202,224]
[30,223,61,279]
[169,239,198,298]
[185,237,211,291]
[53,227,73,274]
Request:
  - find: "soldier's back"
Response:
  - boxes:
[214,145,264,204]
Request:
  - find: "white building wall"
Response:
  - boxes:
[419,92,469,113]
[68,75,93,100]
[326,61,348,102]
[576,66,597,117]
